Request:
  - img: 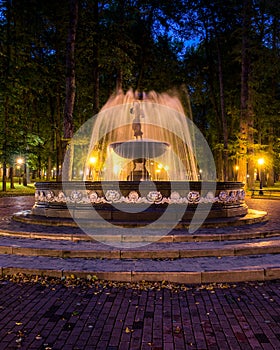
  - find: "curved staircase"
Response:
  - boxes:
[0,196,280,284]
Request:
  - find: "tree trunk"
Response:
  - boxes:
[266,15,279,187]
[210,9,229,181]
[246,96,255,188]
[56,128,63,181]
[55,90,63,181]
[46,155,52,181]
[215,150,224,181]
[63,0,78,181]
[38,154,42,179]
[2,1,11,192]
[9,166,15,189]
[204,28,224,179]
[2,163,7,192]
[238,0,252,187]
[92,0,99,115]
[2,96,8,192]
[267,127,275,186]
[216,38,228,181]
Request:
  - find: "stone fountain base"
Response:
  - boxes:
[28,181,248,228]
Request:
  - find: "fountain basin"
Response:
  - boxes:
[30,181,248,227]
[109,139,170,159]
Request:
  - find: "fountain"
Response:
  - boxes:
[29,89,248,238]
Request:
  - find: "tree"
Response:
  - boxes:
[0,0,279,186]
[63,0,79,181]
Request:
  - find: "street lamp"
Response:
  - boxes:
[258,158,264,195]
[16,158,24,184]
[16,157,28,186]
[88,156,97,180]
[234,165,239,181]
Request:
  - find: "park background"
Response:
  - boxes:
[0,0,279,192]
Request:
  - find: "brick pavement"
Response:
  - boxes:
[0,195,280,349]
[0,277,279,349]
[0,196,280,284]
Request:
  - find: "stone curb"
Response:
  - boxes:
[1,228,279,244]
[1,266,280,284]
[0,239,280,259]
[12,208,268,230]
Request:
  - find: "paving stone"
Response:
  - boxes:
[0,196,280,349]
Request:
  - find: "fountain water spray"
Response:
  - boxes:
[30,90,247,248]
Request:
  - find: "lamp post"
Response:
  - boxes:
[88,156,97,180]
[16,158,24,185]
[258,158,264,195]
[234,165,239,181]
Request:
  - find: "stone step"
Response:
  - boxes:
[1,224,279,243]
[0,252,279,284]
[0,233,279,284]
[0,196,279,284]
[0,235,280,259]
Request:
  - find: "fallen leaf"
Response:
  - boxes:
[174,326,181,334]
[125,327,134,333]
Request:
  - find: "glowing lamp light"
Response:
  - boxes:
[258,158,264,166]
[88,156,98,180]
[17,158,24,165]
[89,156,97,165]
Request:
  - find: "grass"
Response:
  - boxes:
[0,182,35,197]
[249,181,280,198]
[264,182,280,190]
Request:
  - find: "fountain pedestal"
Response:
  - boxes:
[127,159,150,181]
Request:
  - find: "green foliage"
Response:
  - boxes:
[0,0,279,183]
[0,183,35,197]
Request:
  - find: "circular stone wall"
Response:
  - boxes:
[31,181,247,226]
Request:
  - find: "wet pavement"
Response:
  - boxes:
[0,195,279,349]
[0,277,279,349]
[0,196,278,236]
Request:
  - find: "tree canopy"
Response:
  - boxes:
[0,0,279,188]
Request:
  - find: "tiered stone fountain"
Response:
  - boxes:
[8,90,272,284]
[31,90,247,233]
